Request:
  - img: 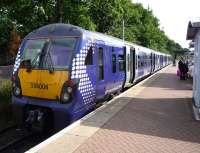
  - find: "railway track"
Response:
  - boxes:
[0,126,53,153]
[0,126,32,152]
[0,125,16,135]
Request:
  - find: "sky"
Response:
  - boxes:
[133,0,200,48]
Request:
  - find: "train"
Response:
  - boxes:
[12,24,171,131]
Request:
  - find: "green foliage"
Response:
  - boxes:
[0,0,186,56]
[88,0,123,33]
[0,9,13,55]
[0,80,12,105]
[0,80,12,121]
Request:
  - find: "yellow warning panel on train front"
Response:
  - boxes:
[18,69,68,100]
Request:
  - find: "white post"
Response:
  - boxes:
[122,19,124,41]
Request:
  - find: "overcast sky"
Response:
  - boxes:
[133,0,200,48]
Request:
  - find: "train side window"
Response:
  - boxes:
[118,54,125,71]
[112,54,116,73]
[138,55,140,68]
[143,55,145,67]
[138,55,139,68]
[85,46,93,65]
[98,47,104,80]
[141,55,143,67]
[142,55,145,67]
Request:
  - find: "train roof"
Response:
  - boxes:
[24,23,171,56]
[26,24,83,39]
[124,41,171,56]
[125,41,157,54]
[25,23,124,47]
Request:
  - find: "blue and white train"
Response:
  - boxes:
[12,24,171,131]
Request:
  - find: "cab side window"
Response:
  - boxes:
[85,46,93,65]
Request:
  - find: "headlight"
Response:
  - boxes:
[60,79,78,104]
[67,87,73,93]
[12,74,22,97]
[14,87,21,96]
[61,92,70,103]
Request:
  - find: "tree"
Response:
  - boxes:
[0,0,187,65]
[0,8,13,55]
[88,0,122,33]
[8,30,21,57]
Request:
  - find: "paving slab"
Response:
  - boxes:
[73,66,199,153]
[27,65,199,153]
[37,134,88,153]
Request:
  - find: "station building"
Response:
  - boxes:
[186,21,200,119]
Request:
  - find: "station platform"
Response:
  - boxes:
[27,65,200,153]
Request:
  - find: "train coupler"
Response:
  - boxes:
[25,109,46,132]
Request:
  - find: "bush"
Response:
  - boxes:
[0,80,14,125]
[0,80,12,107]
[0,80,12,121]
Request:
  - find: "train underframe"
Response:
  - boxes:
[12,96,72,132]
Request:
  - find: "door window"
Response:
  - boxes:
[118,55,125,71]
[112,54,116,73]
[98,47,104,80]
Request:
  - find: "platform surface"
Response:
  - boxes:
[27,66,200,153]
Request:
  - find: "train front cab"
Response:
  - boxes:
[11,24,96,131]
[12,24,126,131]
[12,36,82,131]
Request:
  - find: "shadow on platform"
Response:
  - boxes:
[143,72,193,91]
[82,97,200,144]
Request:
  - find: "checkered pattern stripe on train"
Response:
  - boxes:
[71,40,95,105]
[13,48,21,75]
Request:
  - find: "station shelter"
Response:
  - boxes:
[187,21,200,119]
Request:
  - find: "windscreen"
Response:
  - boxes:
[21,37,77,69]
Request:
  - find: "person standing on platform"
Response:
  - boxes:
[183,61,189,79]
[178,58,184,80]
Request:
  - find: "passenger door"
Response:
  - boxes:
[125,46,131,85]
[96,42,106,99]
[152,53,156,72]
[130,47,135,83]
